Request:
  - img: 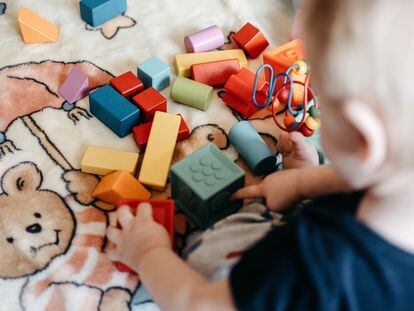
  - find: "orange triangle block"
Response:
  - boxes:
[18,6,59,43]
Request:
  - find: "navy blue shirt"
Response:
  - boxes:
[230,193,414,311]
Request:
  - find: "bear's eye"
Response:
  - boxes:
[34,213,41,219]
[6,237,14,244]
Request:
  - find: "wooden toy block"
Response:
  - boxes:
[114,199,175,273]
[171,77,213,111]
[223,92,259,118]
[81,146,139,176]
[89,85,140,138]
[59,66,89,104]
[191,59,240,87]
[18,7,59,44]
[175,49,248,77]
[132,114,190,151]
[170,143,245,229]
[80,0,126,27]
[110,71,144,98]
[137,57,170,91]
[138,112,181,190]
[184,25,225,53]
[92,170,151,204]
[233,23,269,59]
[132,87,167,122]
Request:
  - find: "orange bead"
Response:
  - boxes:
[284,112,296,128]
[305,116,320,131]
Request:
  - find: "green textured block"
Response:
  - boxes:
[170,77,213,111]
[170,143,245,229]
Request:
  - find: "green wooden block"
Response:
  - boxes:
[170,77,213,111]
[170,143,245,229]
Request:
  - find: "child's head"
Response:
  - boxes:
[302,0,414,190]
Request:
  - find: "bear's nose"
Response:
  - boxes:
[26,223,42,234]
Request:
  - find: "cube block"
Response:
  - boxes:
[191,59,240,87]
[132,87,167,122]
[132,114,190,151]
[233,22,269,59]
[138,112,181,190]
[89,85,140,138]
[170,143,245,229]
[92,170,151,204]
[81,146,139,176]
[59,66,89,104]
[18,6,59,43]
[137,57,170,91]
[80,0,126,27]
[110,71,144,98]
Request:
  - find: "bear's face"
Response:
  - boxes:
[0,162,75,279]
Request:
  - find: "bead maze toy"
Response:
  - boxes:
[109,71,144,98]
[92,170,151,204]
[171,77,213,111]
[233,22,269,59]
[132,87,167,122]
[170,143,245,229]
[59,66,89,104]
[81,146,139,175]
[18,6,59,44]
[137,57,171,91]
[79,0,126,27]
[184,25,225,53]
[89,84,141,138]
[191,59,240,87]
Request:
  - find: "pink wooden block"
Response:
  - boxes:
[59,66,89,103]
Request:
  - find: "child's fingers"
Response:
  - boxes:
[117,205,134,228]
[231,185,262,200]
[136,202,153,221]
[107,227,121,244]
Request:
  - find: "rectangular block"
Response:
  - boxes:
[110,71,144,98]
[170,143,245,229]
[92,170,151,204]
[132,114,189,151]
[191,59,240,87]
[80,0,126,27]
[175,49,248,77]
[233,23,269,59]
[81,146,139,175]
[223,92,258,118]
[59,66,89,104]
[138,112,181,190]
[89,85,140,138]
[132,87,167,122]
[18,6,59,43]
[137,57,170,91]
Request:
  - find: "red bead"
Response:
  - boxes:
[109,71,144,98]
[191,59,240,87]
[277,87,290,103]
[233,23,269,59]
[132,87,167,122]
[299,124,314,137]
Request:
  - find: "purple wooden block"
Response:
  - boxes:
[184,25,225,53]
[59,66,89,104]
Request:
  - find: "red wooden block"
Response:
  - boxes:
[132,87,167,122]
[132,114,190,151]
[113,199,175,274]
[233,23,269,59]
[223,92,258,118]
[110,71,144,98]
[191,59,240,87]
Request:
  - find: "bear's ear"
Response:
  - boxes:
[1,162,43,195]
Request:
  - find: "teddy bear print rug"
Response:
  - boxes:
[0,0,292,310]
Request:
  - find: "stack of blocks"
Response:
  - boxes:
[80,0,126,27]
[170,143,245,229]
[132,87,167,122]
[110,71,144,98]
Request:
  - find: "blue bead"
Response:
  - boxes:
[89,85,140,138]
[80,0,126,27]
[137,57,170,91]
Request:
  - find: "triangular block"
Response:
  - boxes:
[18,6,58,43]
[59,66,89,103]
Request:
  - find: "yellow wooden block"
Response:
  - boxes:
[18,6,59,44]
[92,170,151,205]
[139,112,181,190]
[175,49,248,77]
[81,146,139,176]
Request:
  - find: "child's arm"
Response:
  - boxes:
[232,165,350,212]
[107,205,235,311]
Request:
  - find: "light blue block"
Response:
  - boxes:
[137,57,171,91]
[89,85,140,138]
[80,0,126,27]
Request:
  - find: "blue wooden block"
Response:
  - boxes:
[89,85,140,138]
[80,0,126,27]
[137,57,171,91]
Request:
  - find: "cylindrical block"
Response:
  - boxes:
[171,77,213,111]
[229,121,276,175]
[184,25,225,53]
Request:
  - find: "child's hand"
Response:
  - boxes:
[232,169,302,212]
[106,203,171,272]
